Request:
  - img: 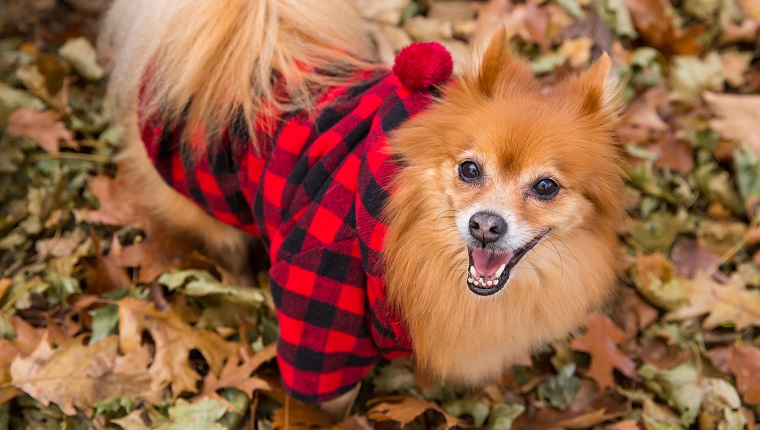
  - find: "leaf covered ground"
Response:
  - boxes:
[0,0,759,428]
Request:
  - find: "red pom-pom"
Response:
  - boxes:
[392,42,453,91]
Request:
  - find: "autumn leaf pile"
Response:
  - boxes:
[0,0,759,428]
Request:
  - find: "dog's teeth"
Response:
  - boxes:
[495,264,506,278]
[469,266,477,277]
[468,277,474,283]
[486,280,493,286]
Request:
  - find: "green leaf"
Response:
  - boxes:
[93,396,135,417]
[372,364,417,393]
[593,0,637,38]
[443,398,490,427]
[669,53,723,107]
[734,144,760,217]
[639,364,703,425]
[155,398,227,430]
[89,304,119,344]
[537,363,580,410]
[694,162,744,216]
[630,209,695,253]
[487,403,525,430]
[554,0,582,19]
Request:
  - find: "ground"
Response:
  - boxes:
[0,0,759,429]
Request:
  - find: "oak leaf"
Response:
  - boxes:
[666,271,760,329]
[704,92,760,155]
[197,343,275,404]
[10,335,151,415]
[726,345,760,406]
[0,316,45,404]
[622,0,707,55]
[6,107,75,153]
[87,174,196,281]
[118,298,237,396]
[368,396,464,429]
[570,313,636,391]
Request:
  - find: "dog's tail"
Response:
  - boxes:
[100,0,376,140]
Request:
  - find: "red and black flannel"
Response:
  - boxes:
[140,69,445,402]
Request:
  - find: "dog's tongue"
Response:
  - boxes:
[471,249,512,276]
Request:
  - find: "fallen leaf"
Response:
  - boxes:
[669,53,724,106]
[368,396,464,429]
[604,420,641,429]
[704,92,760,155]
[556,408,622,428]
[156,398,227,430]
[669,239,721,279]
[623,0,707,55]
[197,343,275,404]
[538,363,581,411]
[698,378,746,429]
[10,335,152,415]
[58,37,104,81]
[6,107,75,153]
[650,135,694,173]
[85,175,141,227]
[726,345,760,406]
[570,314,637,391]
[630,253,687,311]
[666,271,760,329]
[271,397,338,430]
[618,288,659,338]
[118,297,237,396]
[721,51,753,87]
[639,364,702,425]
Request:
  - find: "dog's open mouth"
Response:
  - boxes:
[466,230,549,296]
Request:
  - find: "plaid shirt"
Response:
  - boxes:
[140,68,446,402]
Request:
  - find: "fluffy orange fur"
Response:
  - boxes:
[101,0,625,403]
[384,28,624,385]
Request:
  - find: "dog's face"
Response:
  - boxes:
[386,29,624,298]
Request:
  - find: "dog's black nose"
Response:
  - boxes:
[469,212,507,244]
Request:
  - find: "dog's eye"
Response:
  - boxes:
[458,161,481,182]
[532,178,559,199]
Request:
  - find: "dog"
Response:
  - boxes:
[100,0,625,416]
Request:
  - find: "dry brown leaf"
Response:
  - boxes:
[623,0,707,55]
[197,343,275,404]
[722,51,753,87]
[570,314,636,391]
[727,345,760,406]
[118,297,237,396]
[650,135,694,173]
[604,420,641,429]
[86,175,141,227]
[10,335,152,415]
[368,395,464,429]
[618,288,659,338]
[705,92,760,154]
[556,408,622,428]
[87,174,196,282]
[666,271,760,329]
[0,316,45,404]
[6,107,75,153]
[670,239,721,279]
[272,397,336,430]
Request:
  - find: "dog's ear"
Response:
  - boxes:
[469,25,535,97]
[558,53,620,118]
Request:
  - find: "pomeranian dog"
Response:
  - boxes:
[100,0,624,415]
